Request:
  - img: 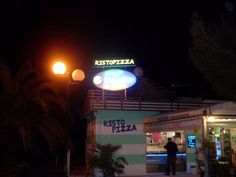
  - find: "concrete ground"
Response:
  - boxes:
[124,173,199,177]
[125,173,200,177]
[71,166,199,177]
[72,173,199,177]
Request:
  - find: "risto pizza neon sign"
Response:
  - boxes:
[94,58,135,67]
[93,69,137,91]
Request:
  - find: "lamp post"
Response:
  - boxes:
[52,61,85,177]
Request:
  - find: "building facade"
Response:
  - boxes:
[83,89,219,176]
[144,101,236,174]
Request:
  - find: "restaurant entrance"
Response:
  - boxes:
[146,130,187,173]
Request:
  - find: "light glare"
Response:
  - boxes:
[207,116,215,122]
[52,61,67,75]
[93,69,137,91]
[93,76,103,85]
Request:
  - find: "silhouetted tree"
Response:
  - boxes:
[190,13,236,100]
[0,60,68,177]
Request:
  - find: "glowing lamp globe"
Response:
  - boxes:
[93,75,103,85]
[72,69,85,82]
[52,62,67,75]
[133,67,143,77]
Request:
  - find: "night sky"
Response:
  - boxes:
[0,0,234,98]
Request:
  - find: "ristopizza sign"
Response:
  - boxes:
[92,58,137,91]
[94,58,135,67]
[103,119,137,133]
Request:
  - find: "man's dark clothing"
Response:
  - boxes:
[164,140,178,175]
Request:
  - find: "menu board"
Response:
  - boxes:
[187,135,196,148]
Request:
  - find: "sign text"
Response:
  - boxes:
[103,119,137,133]
[94,59,135,67]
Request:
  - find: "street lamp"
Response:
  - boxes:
[52,61,85,82]
[72,69,85,82]
[52,61,67,75]
[52,61,85,177]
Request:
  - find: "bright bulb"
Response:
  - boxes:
[52,62,67,75]
[93,76,103,85]
[72,69,85,82]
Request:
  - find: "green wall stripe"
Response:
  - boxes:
[187,153,197,162]
[95,110,159,124]
[96,135,146,144]
[119,154,146,164]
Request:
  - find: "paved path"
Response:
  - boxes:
[72,173,199,177]
[71,166,199,177]
[159,174,198,177]
[123,173,199,177]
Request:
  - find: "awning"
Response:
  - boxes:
[144,108,204,132]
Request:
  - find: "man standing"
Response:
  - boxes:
[164,137,178,176]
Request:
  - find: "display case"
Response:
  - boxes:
[146,131,186,153]
[146,131,187,173]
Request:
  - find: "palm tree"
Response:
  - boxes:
[0,60,68,176]
[87,143,128,177]
[189,13,236,177]
[190,13,236,99]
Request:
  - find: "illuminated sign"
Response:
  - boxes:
[93,69,137,91]
[103,119,137,133]
[94,58,135,67]
[187,135,196,148]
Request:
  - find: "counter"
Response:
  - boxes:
[146,153,187,173]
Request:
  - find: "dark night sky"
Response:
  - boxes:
[0,0,234,99]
